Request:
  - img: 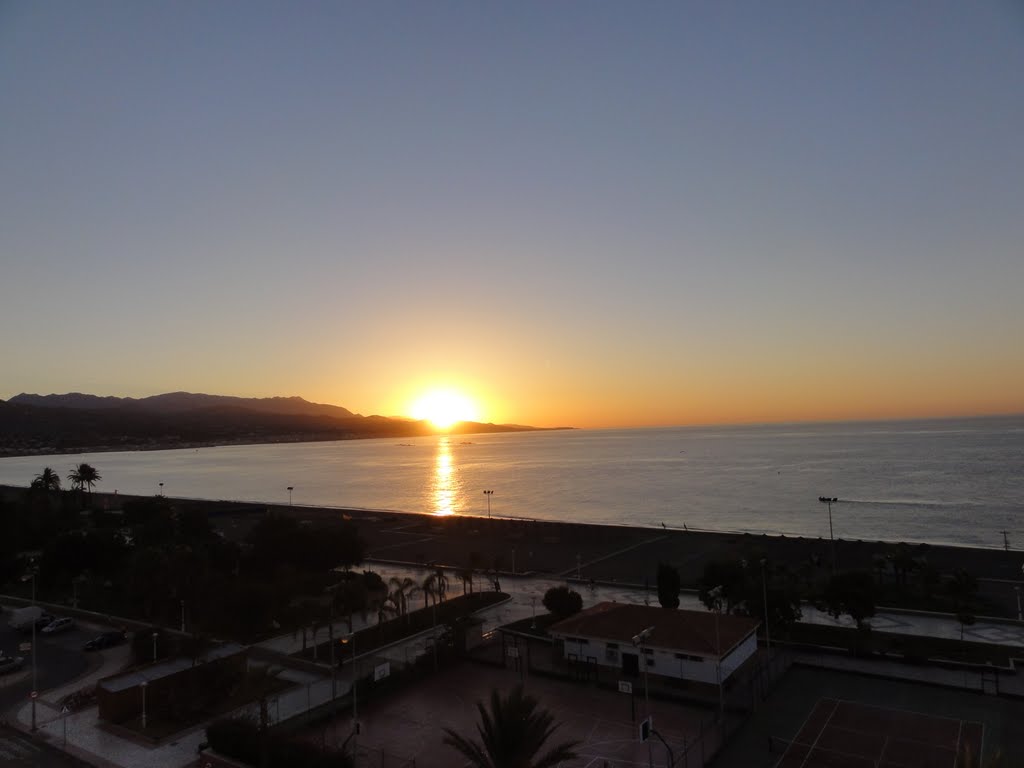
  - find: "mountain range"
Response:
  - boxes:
[0,391,543,457]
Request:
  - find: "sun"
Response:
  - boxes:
[410,389,481,430]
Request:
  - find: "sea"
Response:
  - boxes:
[1,416,1022,549]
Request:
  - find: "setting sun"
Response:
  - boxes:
[410,389,481,430]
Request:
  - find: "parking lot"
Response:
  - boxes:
[0,608,109,715]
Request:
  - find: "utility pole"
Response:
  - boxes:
[818,497,837,570]
[999,530,1010,551]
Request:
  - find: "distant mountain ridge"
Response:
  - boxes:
[10,391,357,419]
[0,391,552,457]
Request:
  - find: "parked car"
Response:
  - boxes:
[8,606,53,632]
[0,656,25,675]
[41,617,75,634]
[84,631,127,651]
[33,613,56,631]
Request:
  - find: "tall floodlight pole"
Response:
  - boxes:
[342,633,358,764]
[141,681,148,729]
[709,585,724,722]
[631,626,655,716]
[287,486,294,507]
[27,570,37,731]
[818,496,837,570]
[483,489,493,518]
[761,559,770,650]
[159,482,164,497]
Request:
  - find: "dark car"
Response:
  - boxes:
[84,631,127,651]
[32,613,56,631]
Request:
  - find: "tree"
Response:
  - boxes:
[67,463,101,497]
[388,576,420,623]
[822,570,877,631]
[542,586,582,619]
[698,559,748,613]
[442,685,579,768]
[656,563,681,609]
[31,467,61,493]
[946,569,978,641]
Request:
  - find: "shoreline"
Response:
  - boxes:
[3,486,1022,616]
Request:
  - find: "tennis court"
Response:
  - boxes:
[773,698,983,768]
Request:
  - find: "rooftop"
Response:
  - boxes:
[548,602,758,658]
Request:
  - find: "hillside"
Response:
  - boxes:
[0,392,545,456]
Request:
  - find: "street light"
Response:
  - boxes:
[708,585,725,722]
[483,489,493,518]
[760,559,771,650]
[158,482,164,497]
[287,486,294,507]
[341,633,358,761]
[818,496,837,570]
[631,626,655,717]
[180,600,186,633]
[22,568,38,731]
[1015,586,1021,622]
[152,631,159,662]
[531,596,537,630]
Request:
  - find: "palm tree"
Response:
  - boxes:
[67,463,101,498]
[434,566,449,603]
[388,576,420,622]
[442,686,579,768]
[31,467,61,493]
[423,573,438,608]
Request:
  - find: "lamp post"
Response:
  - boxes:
[631,626,655,717]
[342,633,358,762]
[158,482,164,497]
[287,486,294,507]
[152,631,159,662]
[531,596,537,630]
[180,600,186,633]
[760,559,770,650]
[708,585,724,722]
[24,569,37,731]
[483,489,493,518]
[1015,586,1021,622]
[818,496,837,570]
[140,681,148,730]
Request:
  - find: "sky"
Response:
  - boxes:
[1,2,1022,429]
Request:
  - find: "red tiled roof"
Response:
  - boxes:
[548,602,758,658]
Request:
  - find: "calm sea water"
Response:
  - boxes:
[2,416,1022,548]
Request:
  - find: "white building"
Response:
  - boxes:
[548,602,759,685]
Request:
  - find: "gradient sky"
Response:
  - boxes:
[2,2,1022,428]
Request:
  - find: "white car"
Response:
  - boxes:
[0,656,25,675]
[41,617,75,634]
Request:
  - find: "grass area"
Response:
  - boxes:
[296,590,508,661]
[779,622,1023,667]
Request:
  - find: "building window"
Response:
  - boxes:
[647,659,655,667]
[675,653,703,662]
[606,642,619,650]
[642,648,653,655]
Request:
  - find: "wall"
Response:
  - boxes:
[559,631,757,685]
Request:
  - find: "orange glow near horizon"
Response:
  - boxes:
[409,388,482,429]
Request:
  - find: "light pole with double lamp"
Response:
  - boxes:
[23,569,38,731]
[708,585,725,722]
[342,633,358,760]
[483,489,493,517]
[287,486,294,506]
[818,496,837,570]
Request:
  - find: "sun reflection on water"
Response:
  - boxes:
[431,437,458,515]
